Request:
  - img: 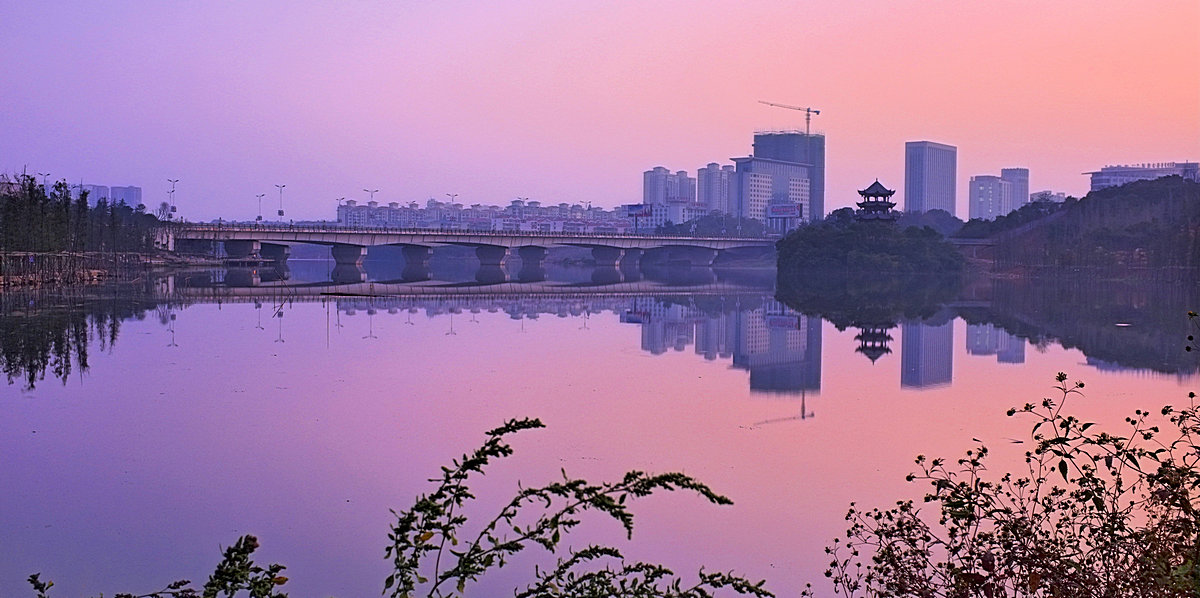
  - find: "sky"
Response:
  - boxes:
[1,1,1198,221]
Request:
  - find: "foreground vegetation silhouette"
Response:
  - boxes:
[28,418,773,598]
[826,312,1200,597]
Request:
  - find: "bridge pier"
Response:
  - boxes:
[401,245,433,267]
[517,246,547,282]
[331,244,367,266]
[224,268,261,287]
[399,245,433,281]
[669,246,718,267]
[475,245,510,266]
[331,263,367,284]
[224,240,261,260]
[619,248,643,282]
[620,248,643,269]
[641,247,671,265]
[260,243,290,263]
[260,264,290,283]
[475,265,509,284]
[590,266,623,285]
[591,246,624,267]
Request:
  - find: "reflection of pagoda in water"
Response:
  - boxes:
[855,180,898,221]
[854,323,895,362]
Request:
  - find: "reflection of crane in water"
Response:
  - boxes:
[166,312,179,347]
[272,292,287,343]
[750,391,814,427]
[363,303,379,340]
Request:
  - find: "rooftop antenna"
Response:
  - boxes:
[758,100,821,135]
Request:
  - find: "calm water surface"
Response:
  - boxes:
[2,263,1196,597]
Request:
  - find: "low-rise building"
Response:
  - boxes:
[1085,162,1199,191]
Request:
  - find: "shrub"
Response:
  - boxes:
[825,311,1200,597]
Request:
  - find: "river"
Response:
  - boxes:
[1,261,1196,597]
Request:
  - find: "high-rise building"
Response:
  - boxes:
[969,168,1029,220]
[1085,162,1199,191]
[968,175,1012,221]
[1000,167,1029,210]
[71,184,110,206]
[697,162,735,214]
[730,156,810,225]
[904,141,957,216]
[752,132,825,220]
[643,167,695,205]
[109,186,142,206]
[643,167,670,205]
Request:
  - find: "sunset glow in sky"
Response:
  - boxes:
[2,1,1198,220]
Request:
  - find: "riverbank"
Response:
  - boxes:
[0,251,221,289]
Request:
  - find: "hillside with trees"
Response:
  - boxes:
[971,176,1200,269]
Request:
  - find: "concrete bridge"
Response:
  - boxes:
[166,224,775,270]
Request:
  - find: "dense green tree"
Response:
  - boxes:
[656,213,765,237]
[0,174,160,255]
[776,218,965,278]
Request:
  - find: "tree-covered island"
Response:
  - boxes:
[776,180,966,280]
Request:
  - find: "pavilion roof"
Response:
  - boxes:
[858,180,895,197]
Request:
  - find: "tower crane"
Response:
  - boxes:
[758,100,821,135]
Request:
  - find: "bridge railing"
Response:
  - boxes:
[172,222,773,243]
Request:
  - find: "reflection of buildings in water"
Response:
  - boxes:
[901,317,954,389]
[966,323,1026,364]
[622,297,821,395]
[287,292,825,395]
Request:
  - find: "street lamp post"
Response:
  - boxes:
[364,188,379,202]
[37,172,51,187]
[256,193,265,222]
[167,179,179,220]
[275,184,286,223]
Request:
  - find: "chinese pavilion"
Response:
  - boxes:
[855,179,897,221]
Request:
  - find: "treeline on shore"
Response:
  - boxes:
[1,174,163,285]
[986,176,1200,268]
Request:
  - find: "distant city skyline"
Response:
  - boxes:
[1,2,1196,221]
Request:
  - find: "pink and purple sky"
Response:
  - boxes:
[2,1,1197,221]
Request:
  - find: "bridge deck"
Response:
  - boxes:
[172,223,776,250]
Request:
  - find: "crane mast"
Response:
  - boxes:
[758,100,821,136]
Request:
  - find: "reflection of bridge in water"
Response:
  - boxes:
[162,270,822,399]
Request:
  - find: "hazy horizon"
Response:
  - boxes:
[2,1,1197,221]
